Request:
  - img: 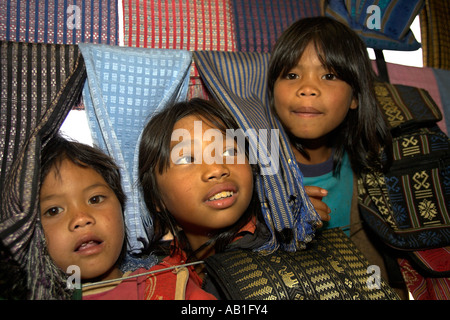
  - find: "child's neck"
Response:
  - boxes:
[293,143,332,165]
[185,232,215,259]
[183,232,215,280]
[291,135,333,165]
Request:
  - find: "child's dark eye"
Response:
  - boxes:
[174,155,195,165]
[43,207,63,217]
[88,195,105,205]
[323,73,338,80]
[285,73,299,80]
[223,147,237,157]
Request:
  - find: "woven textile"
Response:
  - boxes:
[374,82,442,128]
[409,246,450,276]
[398,257,450,300]
[370,61,447,134]
[0,41,87,299]
[0,0,118,45]
[79,43,192,255]
[193,51,321,253]
[205,228,400,300]
[325,0,423,51]
[232,0,322,53]
[358,82,450,251]
[123,0,236,51]
[433,68,450,135]
[420,0,450,70]
[122,0,235,101]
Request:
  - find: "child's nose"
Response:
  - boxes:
[297,80,319,97]
[203,162,231,181]
[299,89,317,96]
[69,209,95,231]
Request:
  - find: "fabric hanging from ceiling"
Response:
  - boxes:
[420,0,450,70]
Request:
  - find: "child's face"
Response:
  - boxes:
[155,115,254,248]
[273,42,357,143]
[40,159,124,281]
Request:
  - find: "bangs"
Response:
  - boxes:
[312,36,360,90]
[269,17,368,97]
[279,38,340,79]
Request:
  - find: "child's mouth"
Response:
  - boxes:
[76,240,102,252]
[207,190,234,201]
[74,235,104,254]
[204,189,237,209]
[204,183,238,209]
[292,106,323,117]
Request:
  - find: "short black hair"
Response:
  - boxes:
[40,134,127,213]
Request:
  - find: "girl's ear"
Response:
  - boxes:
[349,97,358,110]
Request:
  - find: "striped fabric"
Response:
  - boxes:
[0,0,119,45]
[325,0,423,51]
[122,0,236,101]
[409,246,450,275]
[232,0,323,53]
[80,43,192,255]
[0,41,87,299]
[420,0,450,70]
[398,257,450,300]
[123,0,236,51]
[193,51,321,252]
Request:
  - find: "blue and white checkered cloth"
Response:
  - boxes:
[79,43,192,255]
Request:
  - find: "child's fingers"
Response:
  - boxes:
[304,185,328,199]
[304,186,331,224]
[309,197,331,221]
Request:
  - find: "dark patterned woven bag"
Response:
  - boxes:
[358,82,450,275]
[205,228,399,300]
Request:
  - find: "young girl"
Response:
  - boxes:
[39,135,215,299]
[267,16,392,232]
[266,17,409,297]
[138,98,269,297]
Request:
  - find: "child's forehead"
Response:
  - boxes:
[296,40,325,60]
[288,40,338,73]
[45,158,91,180]
[169,115,236,152]
[44,158,109,189]
[173,114,225,131]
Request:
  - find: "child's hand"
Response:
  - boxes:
[304,186,331,226]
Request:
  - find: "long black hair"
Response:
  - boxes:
[267,16,392,176]
[138,98,261,259]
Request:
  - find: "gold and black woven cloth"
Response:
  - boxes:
[205,228,400,300]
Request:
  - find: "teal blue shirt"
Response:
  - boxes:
[298,152,353,234]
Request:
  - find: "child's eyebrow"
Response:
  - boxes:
[40,183,111,203]
[83,183,112,193]
[40,193,59,203]
[169,139,195,155]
